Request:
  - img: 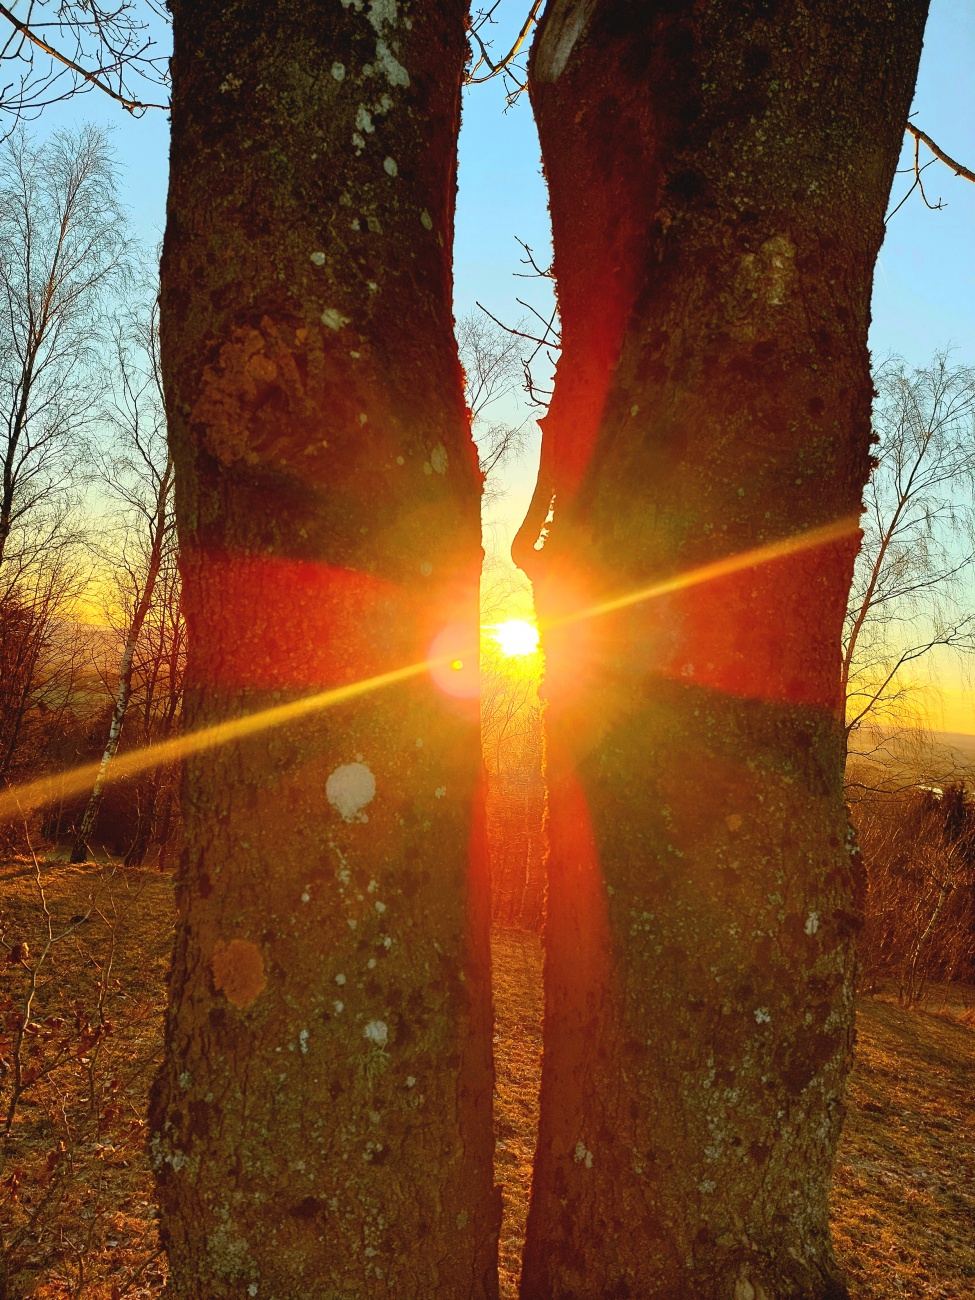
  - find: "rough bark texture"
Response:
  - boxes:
[150,3,500,1296]
[514,3,928,1297]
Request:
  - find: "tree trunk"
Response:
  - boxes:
[150,3,499,1297]
[514,3,928,1296]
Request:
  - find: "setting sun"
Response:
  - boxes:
[488,619,540,658]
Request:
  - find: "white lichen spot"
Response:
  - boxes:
[179,1071,192,1090]
[299,1028,309,1054]
[415,737,423,747]
[383,156,398,176]
[309,250,326,266]
[406,1075,416,1088]
[352,132,366,151]
[429,443,447,474]
[366,216,382,234]
[420,209,434,231]
[368,280,378,292]
[335,973,346,986]
[301,891,310,903]
[630,403,639,416]
[248,1285,258,1297]
[805,911,820,936]
[331,62,346,81]
[383,936,392,949]
[327,762,376,821]
[367,0,397,32]
[699,1179,717,1194]
[375,900,386,914]
[434,786,446,799]
[763,233,796,306]
[754,1007,771,1025]
[573,1141,594,1168]
[356,106,376,134]
[396,454,405,465]
[367,957,377,969]
[374,40,409,86]
[334,1000,345,1014]
[322,307,350,331]
[419,562,433,576]
[364,1020,388,1046]
[350,350,361,359]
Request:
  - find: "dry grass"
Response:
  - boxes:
[4,874,974,1297]
[1,860,172,1298]
[833,995,975,1298]
[490,927,975,1299]
[490,929,543,1300]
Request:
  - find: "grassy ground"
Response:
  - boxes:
[491,929,975,1300]
[1,860,172,1298]
[3,865,973,1297]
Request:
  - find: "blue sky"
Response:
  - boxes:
[38,0,974,559]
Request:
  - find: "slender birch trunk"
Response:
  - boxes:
[71,455,173,861]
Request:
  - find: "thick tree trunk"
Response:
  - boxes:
[150,3,500,1297]
[515,3,928,1296]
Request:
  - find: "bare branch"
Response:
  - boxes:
[466,0,544,86]
[0,2,167,115]
[907,122,975,186]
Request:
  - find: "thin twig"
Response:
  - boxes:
[467,0,545,84]
[0,3,167,115]
[907,122,975,185]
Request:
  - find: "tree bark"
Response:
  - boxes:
[514,3,928,1296]
[150,3,499,1297]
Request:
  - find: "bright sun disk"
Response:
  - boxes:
[489,619,540,657]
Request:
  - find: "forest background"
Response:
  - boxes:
[16,0,975,729]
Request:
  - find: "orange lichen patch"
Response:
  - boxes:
[211,937,267,1008]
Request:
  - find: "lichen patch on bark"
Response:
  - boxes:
[211,939,267,1008]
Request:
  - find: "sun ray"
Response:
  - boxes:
[0,517,860,827]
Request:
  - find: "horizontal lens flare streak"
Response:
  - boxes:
[549,515,861,630]
[0,659,433,827]
[0,518,858,826]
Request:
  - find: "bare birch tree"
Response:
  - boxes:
[457,309,530,503]
[0,124,128,573]
[843,353,975,759]
[72,293,174,862]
